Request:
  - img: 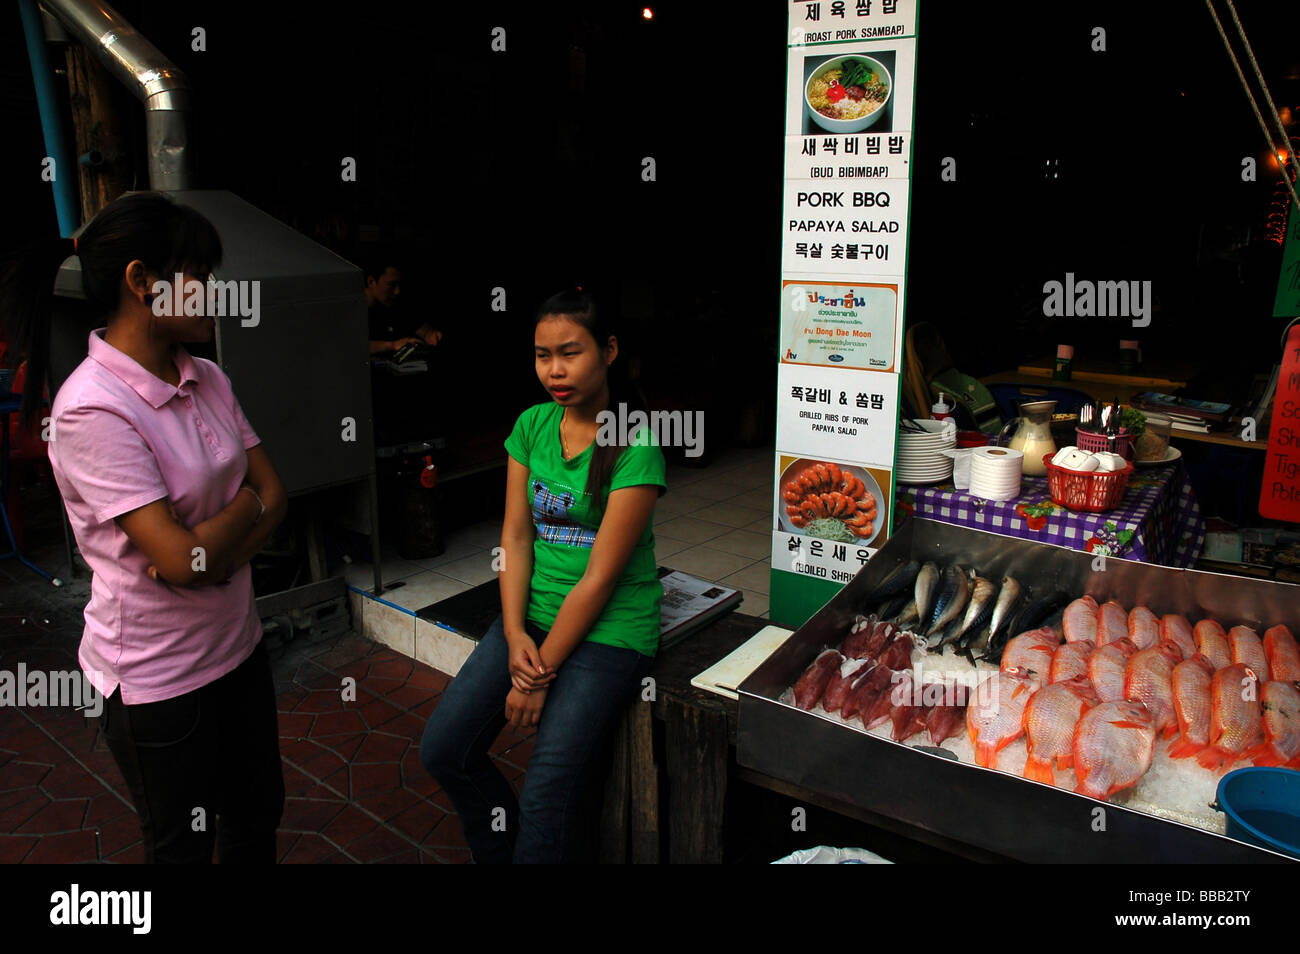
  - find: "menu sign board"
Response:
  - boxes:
[771,0,919,626]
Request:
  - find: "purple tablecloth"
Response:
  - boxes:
[895,461,1206,567]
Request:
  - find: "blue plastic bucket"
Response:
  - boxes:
[1215,767,1300,859]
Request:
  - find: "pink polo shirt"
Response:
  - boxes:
[48,328,263,705]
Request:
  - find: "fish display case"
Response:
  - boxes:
[736,518,1300,863]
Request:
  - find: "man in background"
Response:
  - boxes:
[365,251,443,355]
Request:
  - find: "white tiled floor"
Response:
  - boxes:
[345,443,776,621]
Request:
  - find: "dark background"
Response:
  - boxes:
[3,0,1299,429]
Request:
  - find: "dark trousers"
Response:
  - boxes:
[100,640,285,863]
[420,614,652,863]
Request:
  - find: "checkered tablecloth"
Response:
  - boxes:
[894,461,1206,566]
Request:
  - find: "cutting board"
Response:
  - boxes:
[691,625,794,700]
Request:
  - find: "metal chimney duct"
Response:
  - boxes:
[39,0,192,190]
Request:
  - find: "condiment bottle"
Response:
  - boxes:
[931,393,953,423]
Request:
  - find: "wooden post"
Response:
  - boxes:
[628,698,659,863]
[598,704,631,863]
[64,45,132,221]
[664,696,728,863]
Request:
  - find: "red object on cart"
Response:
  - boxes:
[1075,426,1133,461]
[1043,453,1134,512]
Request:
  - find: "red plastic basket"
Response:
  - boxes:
[1043,453,1134,512]
[1075,427,1132,460]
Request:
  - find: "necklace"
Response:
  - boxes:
[560,407,570,459]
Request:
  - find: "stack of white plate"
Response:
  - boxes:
[896,419,957,484]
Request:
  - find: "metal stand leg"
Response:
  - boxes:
[367,470,384,595]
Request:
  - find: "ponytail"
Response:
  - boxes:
[0,237,74,433]
[0,192,222,434]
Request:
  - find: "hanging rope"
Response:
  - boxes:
[1204,0,1300,211]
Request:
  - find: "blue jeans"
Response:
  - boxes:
[419,613,652,863]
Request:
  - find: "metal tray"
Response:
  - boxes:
[737,518,1299,863]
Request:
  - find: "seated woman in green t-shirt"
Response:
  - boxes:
[420,287,667,863]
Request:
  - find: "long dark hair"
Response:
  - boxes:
[535,287,645,512]
[0,191,223,431]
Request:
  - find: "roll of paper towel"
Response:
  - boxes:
[969,446,1023,501]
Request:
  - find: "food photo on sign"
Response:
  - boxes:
[802,50,896,134]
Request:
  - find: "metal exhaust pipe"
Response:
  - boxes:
[39,0,192,191]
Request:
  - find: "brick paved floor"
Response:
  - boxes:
[0,478,531,863]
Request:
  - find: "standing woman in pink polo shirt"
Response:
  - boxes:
[0,192,288,863]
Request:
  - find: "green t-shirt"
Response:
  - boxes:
[504,402,667,657]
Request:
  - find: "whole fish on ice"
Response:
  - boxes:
[1193,619,1232,670]
[967,668,1036,768]
[1196,664,1265,772]
[1249,680,1300,769]
[1023,675,1100,785]
[1050,639,1095,684]
[1096,600,1129,646]
[1001,627,1060,689]
[1073,700,1157,801]
[1159,614,1196,659]
[938,575,996,655]
[925,564,970,641]
[1228,626,1270,683]
[1063,595,1099,644]
[1088,637,1140,703]
[1127,606,1161,651]
[980,575,1022,654]
[1264,625,1300,684]
[914,562,940,633]
[1167,654,1215,760]
[1122,641,1183,739]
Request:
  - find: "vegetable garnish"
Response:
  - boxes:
[838,58,876,89]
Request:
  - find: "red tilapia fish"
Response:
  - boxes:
[1050,639,1095,684]
[793,649,843,710]
[1193,619,1231,670]
[1123,641,1184,739]
[967,668,1036,768]
[1064,596,1099,643]
[1264,625,1300,684]
[1089,637,1139,703]
[1249,680,1300,768]
[1097,601,1129,646]
[1127,606,1161,651]
[1229,626,1271,683]
[1073,701,1157,801]
[1023,675,1100,785]
[1168,654,1215,759]
[1002,627,1060,689]
[1197,664,1265,772]
[1160,614,1196,660]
